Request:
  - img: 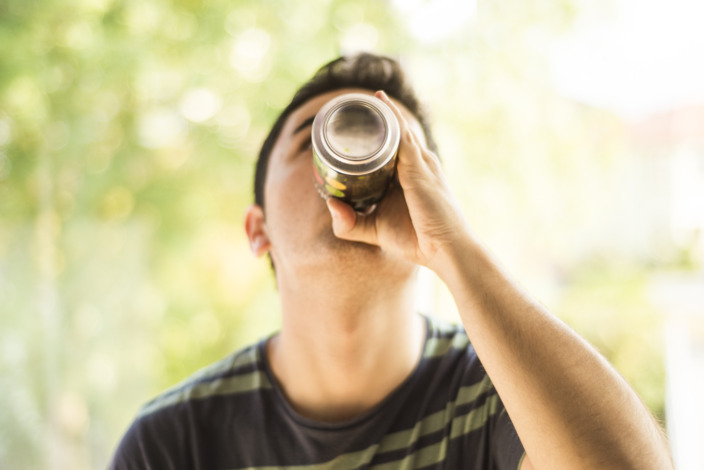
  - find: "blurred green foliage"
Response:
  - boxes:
[0,0,677,468]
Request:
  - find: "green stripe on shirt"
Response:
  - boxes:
[228,386,500,470]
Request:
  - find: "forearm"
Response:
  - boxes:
[430,233,672,470]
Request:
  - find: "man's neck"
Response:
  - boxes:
[267,269,426,423]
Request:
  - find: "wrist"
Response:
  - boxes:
[427,225,484,285]
[427,227,515,312]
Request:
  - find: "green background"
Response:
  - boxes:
[1,0,692,468]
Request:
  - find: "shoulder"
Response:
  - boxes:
[109,339,271,469]
[418,316,525,467]
[422,314,472,359]
[422,314,483,381]
[419,315,496,411]
[137,340,270,418]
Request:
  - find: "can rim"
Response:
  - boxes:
[312,93,400,176]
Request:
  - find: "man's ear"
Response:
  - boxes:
[244,204,271,258]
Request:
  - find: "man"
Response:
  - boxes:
[111,53,673,469]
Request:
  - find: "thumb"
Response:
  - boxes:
[326,198,379,246]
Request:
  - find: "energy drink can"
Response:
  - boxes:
[312,93,400,213]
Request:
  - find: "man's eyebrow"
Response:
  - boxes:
[292,116,315,136]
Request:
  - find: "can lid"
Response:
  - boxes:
[312,93,400,175]
[326,103,386,160]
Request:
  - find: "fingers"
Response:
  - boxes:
[376,91,423,162]
[326,198,379,246]
[375,90,439,172]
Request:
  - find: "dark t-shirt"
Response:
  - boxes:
[110,315,526,469]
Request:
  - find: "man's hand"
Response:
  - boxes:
[325,90,471,269]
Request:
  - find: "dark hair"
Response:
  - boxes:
[253,52,438,208]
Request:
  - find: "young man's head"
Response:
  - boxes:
[246,53,436,280]
[253,53,437,210]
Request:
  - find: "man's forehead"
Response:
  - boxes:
[277,87,427,146]
[283,88,374,135]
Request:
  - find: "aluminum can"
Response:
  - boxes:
[312,93,400,213]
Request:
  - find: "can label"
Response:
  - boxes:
[312,147,397,212]
[311,93,400,213]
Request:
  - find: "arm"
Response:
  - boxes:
[327,91,673,470]
[431,230,670,470]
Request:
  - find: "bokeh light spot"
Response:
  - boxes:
[100,186,134,220]
[180,88,222,123]
[340,23,379,54]
[230,28,271,73]
[137,108,186,149]
[0,117,12,146]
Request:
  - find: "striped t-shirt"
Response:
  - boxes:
[110,315,526,469]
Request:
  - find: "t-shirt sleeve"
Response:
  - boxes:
[108,412,186,470]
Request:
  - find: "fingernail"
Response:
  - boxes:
[379,90,389,101]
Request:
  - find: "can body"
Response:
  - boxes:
[312,93,400,213]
